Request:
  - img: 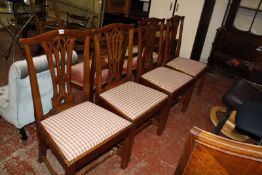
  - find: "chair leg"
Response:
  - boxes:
[181,86,193,112]
[197,71,207,96]
[37,133,48,163]
[18,127,27,144]
[212,108,233,134]
[65,165,75,175]
[157,99,170,135]
[121,126,135,169]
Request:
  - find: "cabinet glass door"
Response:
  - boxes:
[234,0,262,35]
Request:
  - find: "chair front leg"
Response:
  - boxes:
[181,86,194,112]
[157,98,170,135]
[197,70,207,96]
[121,126,135,168]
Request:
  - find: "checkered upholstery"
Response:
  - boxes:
[142,67,193,93]
[41,101,131,162]
[166,57,206,76]
[100,81,168,120]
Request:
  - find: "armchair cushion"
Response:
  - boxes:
[42,101,131,161]
[0,52,78,129]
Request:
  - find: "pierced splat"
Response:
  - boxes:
[137,18,165,76]
[105,27,126,84]
[42,35,75,110]
[94,24,134,93]
[21,29,90,120]
[164,16,184,63]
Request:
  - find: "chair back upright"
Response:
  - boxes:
[94,23,134,96]
[20,29,91,122]
[163,15,184,64]
[136,17,165,79]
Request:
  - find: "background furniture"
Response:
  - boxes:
[175,127,262,175]
[213,78,262,144]
[208,0,262,78]
[0,51,78,142]
[103,0,150,26]
[66,12,90,29]
[21,29,134,174]
[236,101,262,145]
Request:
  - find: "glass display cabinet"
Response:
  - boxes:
[208,0,262,79]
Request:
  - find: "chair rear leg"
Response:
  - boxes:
[197,71,207,96]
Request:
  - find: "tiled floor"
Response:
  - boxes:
[0,30,235,174]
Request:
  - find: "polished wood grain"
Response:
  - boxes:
[175,127,262,175]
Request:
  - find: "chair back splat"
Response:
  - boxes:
[20,29,134,174]
[94,23,134,95]
[136,18,165,78]
[163,15,184,64]
[21,29,91,119]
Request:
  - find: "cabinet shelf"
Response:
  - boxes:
[239,6,262,12]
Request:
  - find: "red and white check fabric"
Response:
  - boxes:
[100,81,168,120]
[41,101,131,162]
[142,67,193,93]
[71,62,109,87]
[166,57,206,76]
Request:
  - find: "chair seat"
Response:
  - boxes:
[142,67,193,93]
[41,101,131,162]
[100,81,168,120]
[0,85,9,109]
[236,102,262,139]
[166,57,206,76]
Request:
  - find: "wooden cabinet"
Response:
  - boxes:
[208,0,262,79]
[106,0,132,16]
[103,0,150,25]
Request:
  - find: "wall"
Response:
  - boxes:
[173,0,205,59]
[200,0,228,63]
